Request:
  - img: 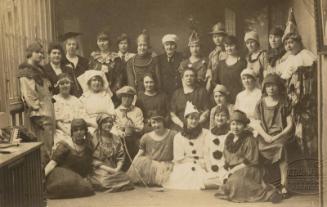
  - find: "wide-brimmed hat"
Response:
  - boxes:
[213,84,230,96]
[116,86,136,97]
[209,22,226,35]
[162,34,178,44]
[59,32,82,42]
[77,70,110,95]
[184,101,199,118]
[262,73,285,94]
[244,31,259,43]
[230,110,250,125]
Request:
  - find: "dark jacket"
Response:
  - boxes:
[157,52,184,97]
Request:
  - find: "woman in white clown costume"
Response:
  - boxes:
[164,101,216,190]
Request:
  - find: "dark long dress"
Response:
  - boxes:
[215,131,278,202]
[255,98,292,164]
[135,91,169,132]
[46,141,94,199]
[88,132,134,192]
[214,58,247,103]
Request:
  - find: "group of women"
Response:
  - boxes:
[17,21,317,203]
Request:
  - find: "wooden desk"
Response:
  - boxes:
[0,142,45,207]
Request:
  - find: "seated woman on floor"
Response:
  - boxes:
[215,110,282,203]
[88,113,134,192]
[45,119,94,199]
[53,73,85,147]
[163,101,215,190]
[127,111,176,186]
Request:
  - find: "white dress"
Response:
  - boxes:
[53,95,84,147]
[234,88,262,120]
[163,129,212,190]
[79,90,115,131]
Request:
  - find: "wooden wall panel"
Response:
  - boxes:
[0,0,55,124]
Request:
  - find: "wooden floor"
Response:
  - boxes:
[48,187,319,207]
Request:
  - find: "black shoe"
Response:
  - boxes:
[270,192,283,204]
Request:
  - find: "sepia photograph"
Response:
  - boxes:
[0,0,324,206]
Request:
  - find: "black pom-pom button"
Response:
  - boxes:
[213,150,223,160]
[211,165,219,172]
[212,138,220,146]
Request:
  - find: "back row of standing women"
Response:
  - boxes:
[17,21,317,203]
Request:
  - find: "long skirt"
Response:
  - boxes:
[215,166,277,202]
[46,167,94,199]
[127,156,173,186]
[88,168,134,192]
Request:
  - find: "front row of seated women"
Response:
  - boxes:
[45,97,285,203]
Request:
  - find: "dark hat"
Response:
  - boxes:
[116,86,136,97]
[209,22,226,35]
[96,113,115,127]
[71,118,87,132]
[59,32,82,42]
[262,73,283,86]
[262,73,285,94]
[230,110,250,125]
